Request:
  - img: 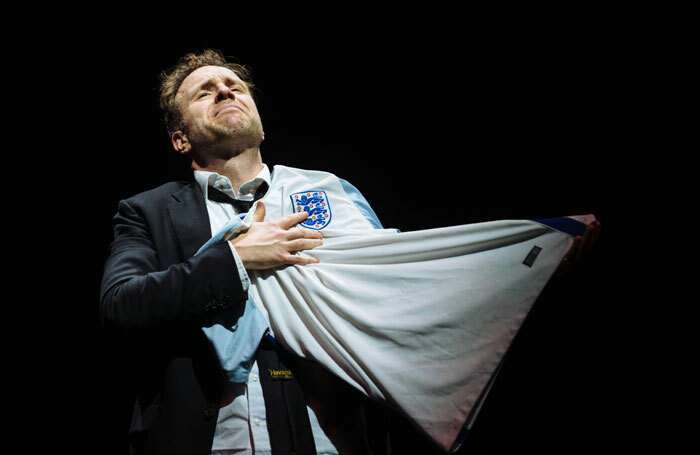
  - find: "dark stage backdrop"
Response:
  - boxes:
[45,3,626,454]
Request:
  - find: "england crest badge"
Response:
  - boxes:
[290,190,332,230]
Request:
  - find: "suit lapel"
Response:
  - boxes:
[168,181,212,261]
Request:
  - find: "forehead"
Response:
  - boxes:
[177,65,245,96]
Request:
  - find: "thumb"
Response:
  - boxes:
[253,201,266,222]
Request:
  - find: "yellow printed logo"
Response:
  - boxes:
[268,369,294,380]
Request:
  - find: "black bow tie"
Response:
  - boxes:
[207,181,269,213]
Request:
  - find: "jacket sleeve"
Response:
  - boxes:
[99,198,248,330]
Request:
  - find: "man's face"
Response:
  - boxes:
[173,65,264,155]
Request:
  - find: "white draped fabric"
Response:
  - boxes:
[249,218,581,451]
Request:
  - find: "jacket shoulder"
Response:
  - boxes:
[122,181,193,207]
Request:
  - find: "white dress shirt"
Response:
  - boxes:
[193,165,338,455]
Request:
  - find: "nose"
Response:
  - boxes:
[215,83,235,103]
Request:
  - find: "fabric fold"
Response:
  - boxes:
[246,217,582,451]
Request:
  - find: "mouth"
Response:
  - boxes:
[215,104,242,117]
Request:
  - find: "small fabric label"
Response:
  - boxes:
[267,368,294,380]
[522,246,542,267]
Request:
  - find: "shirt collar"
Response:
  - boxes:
[194,164,271,201]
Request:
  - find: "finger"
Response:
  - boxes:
[253,201,266,223]
[282,253,320,266]
[276,210,310,229]
[285,226,304,240]
[578,224,597,259]
[585,222,602,255]
[567,236,581,263]
[582,226,595,256]
[286,238,324,252]
[286,226,323,240]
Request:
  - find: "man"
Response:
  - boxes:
[100,49,389,455]
[101,49,601,455]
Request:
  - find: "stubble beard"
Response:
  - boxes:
[189,115,264,160]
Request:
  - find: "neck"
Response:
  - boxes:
[191,146,264,194]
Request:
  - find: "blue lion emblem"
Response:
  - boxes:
[290,190,332,230]
[296,195,324,206]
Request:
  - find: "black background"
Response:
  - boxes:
[30,2,634,453]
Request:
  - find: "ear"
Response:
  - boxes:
[171,130,192,156]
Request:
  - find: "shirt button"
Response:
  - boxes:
[251,374,257,382]
[254,418,261,426]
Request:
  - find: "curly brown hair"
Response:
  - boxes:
[158,49,256,136]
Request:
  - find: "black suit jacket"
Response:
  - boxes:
[100,180,398,455]
[101,180,248,454]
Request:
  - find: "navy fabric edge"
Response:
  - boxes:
[531,217,587,237]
